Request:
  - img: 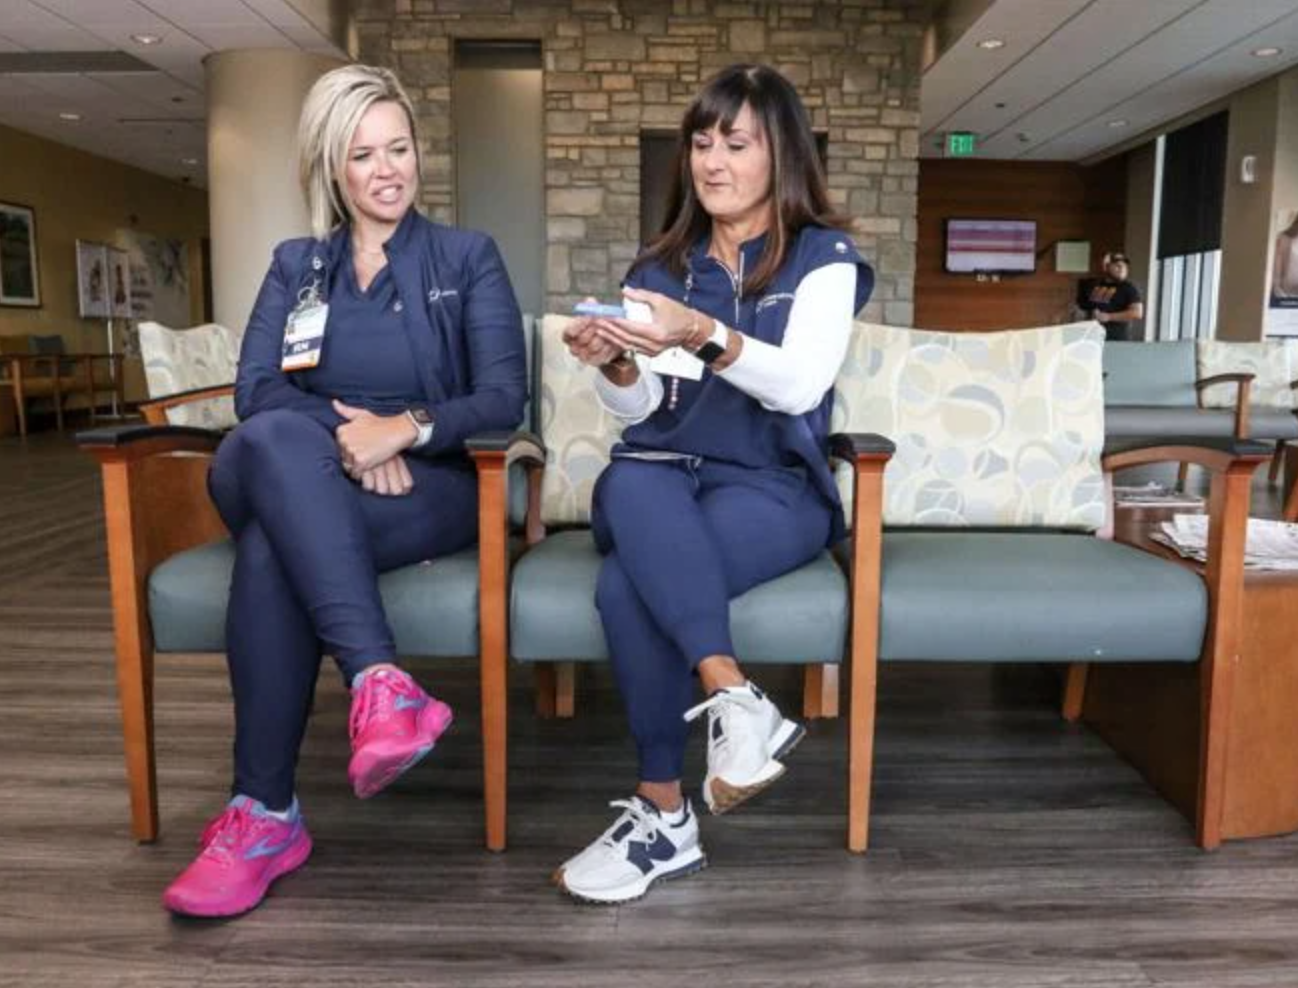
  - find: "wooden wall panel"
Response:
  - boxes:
[915,158,1128,331]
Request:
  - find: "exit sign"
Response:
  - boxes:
[946,132,977,157]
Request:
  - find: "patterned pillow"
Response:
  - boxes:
[832,321,1107,530]
[537,314,622,526]
[1197,340,1298,409]
[138,321,240,430]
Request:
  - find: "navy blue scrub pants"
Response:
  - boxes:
[207,408,478,810]
[590,456,832,783]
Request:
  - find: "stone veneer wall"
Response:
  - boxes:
[354,0,922,324]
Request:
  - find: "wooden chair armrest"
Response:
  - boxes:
[78,423,224,463]
[468,430,547,545]
[1103,437,1272,476]
[137,384,235,426]
[829,432,896,463]
[1195,374,1255,438]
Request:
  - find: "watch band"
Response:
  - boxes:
[406,408,435,448]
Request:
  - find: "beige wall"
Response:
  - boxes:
[1123,141,1157,339]
[0,124,209,399]
[1113,65,1298,342]
[1218,77,1280,341]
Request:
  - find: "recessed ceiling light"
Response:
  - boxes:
[130,33,162,45]
[180,157,199,166]
[977,38,1006,50]
[58,111,81,121]
[1107,118,1129,128]
[1252,46,1283,58]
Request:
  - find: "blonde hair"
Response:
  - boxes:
[297,64,421,240]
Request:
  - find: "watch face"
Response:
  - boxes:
[410,408,433,426]
[695,341,726,364]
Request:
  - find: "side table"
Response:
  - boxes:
[1082,505,1298,841]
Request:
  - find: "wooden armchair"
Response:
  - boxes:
[839,322,1271,852]
[0,336,123,436]
[81,395,510,851]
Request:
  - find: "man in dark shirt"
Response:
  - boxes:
[1078,251,1144,342]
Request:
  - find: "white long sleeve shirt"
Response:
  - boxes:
[593,262,858,423]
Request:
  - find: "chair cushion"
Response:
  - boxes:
[1103,341,1197,407]
[833,321,1107,530]
[509,529,848,664]
[149,540,480,656]
[877,531,1206,662]
[1197,340,1298,409]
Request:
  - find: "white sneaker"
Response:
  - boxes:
[683,681,805,815]
[554,796,706,905]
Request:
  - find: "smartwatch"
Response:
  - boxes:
[690,319,728,365]
[406,407,434,448]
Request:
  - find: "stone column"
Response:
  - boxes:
[206,49,345,334]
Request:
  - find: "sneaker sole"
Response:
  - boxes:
[162,833,314,919]
[351,703,454,800]
[704,718,806,816]
[554,847,708,905]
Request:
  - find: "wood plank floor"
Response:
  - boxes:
[4,430,1298,988]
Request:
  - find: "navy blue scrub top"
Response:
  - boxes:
[299,246,424,417]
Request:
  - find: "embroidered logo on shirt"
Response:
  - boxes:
[755,293,796,312]
[427,288,460,304]
[835,241,849,254]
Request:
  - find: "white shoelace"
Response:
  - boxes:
[592,798,660,858]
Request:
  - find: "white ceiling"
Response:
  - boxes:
[0,0,344,188]
[923,0,1298,161]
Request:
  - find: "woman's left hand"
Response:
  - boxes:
[333,400,419,476]
[596,287,697,357]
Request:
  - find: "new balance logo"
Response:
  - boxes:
[624,832,679,875]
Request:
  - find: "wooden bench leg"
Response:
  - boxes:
[534,663,557,718]
[1176,462,1190,491]
[803,663,840,719]
[555,662,576,719]
[1268,442,1284,487]
[1062,662,1088,723]
[534,662,576,718]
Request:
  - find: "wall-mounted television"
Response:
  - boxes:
[944,218,1037,274]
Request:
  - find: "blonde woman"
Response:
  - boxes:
[163,64,526,917]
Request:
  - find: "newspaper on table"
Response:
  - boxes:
[1112,482,1206,508]
[1149,513,1298,570]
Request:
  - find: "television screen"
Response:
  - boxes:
[944,219,1037,274]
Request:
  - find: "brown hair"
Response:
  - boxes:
[633,64,847,295]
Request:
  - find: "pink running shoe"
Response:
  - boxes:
[348,666,453,799]
[161,796,312,918]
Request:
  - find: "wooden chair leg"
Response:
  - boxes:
[1176,462,1190,491]
[803,663,840,719]
[52,374,64,432]
[1268,442,1284,487]
[847,642,878,854]
[1285,472,1298,524]
[534,663,557,718]
[100,460,160,841]
[554,661,576,719]
[12,362,26,438]
[117,637,159,842]
[1061,662,1088,723]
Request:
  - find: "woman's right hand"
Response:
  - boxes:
[563,306,623,367]
[358,454,414,496]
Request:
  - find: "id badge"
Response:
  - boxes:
[648,345,705,381]
[281,300,329,371]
